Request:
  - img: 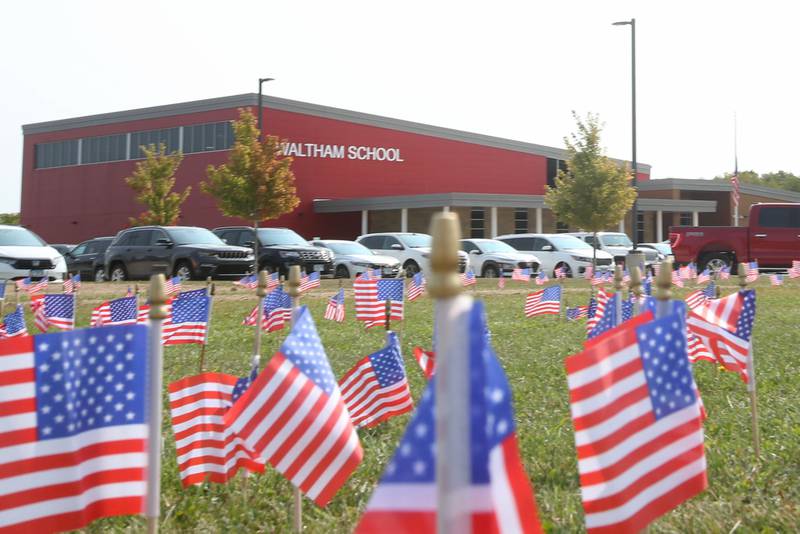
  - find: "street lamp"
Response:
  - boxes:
[257,77,275,141]
[613,18,638,249]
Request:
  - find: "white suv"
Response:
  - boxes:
[459,239,540,277]
[356,232,469,276]
[567,232,661,267]
[0,225,67,282]
[494,233,613,278]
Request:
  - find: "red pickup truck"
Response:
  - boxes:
[669,203,800,272]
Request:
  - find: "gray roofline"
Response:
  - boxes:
[637,198,717,213]
[638,178,800,202]
[22,93,651,171]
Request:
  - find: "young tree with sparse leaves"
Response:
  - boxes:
[201,108,299,272]
[545,112,637,269]
[125,144,190,226]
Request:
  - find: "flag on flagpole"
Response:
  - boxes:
[525,286,561,317]
[566,312,706,533]
[168,365,264,487]
[672,269,684,288]
[685,283,716,310]
[300,271,321,292]
[718,265,731,280]
[15,277,31,292]
[512,268,531,282]
[91,295,139,327]
[338,332,413,429]
[554,266,567,279]
[460,269,476,287]
[566,305,589,320]
[534,271,549,286]
[165,275,182,296]
[355,301,542,533]
[770,273,784,286]
[731,172,740,209]
[162,290,211,345]
[0,281,5,301]
[63,274,81,294]
[324,288,346,322]
[354,277,404,329]
[224,306,363,506]
[586,289,610,336]
[407,272,426,301]
[745,261,759,283]
[0,305,27,338]
[584,265,594,280]
[0,324,149,532]
[696,269,711,285]
[243,287,292,332]
[32,294,75,332]
[789,260,800,278]
[234,274,258,289]
[412,347,435,380]
[497,272,506,289]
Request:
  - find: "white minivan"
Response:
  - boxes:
[494,233,613,278]
[356,232,469,276]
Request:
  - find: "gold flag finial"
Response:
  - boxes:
[738,262,749,290]
[656,261,673,302]
[257,270,269,298]
[630,266,642,298]
[148,274,169,320]
[426,212,462,299]
[287,265,301,299]
[614,264,624,292]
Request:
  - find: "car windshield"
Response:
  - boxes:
[0,228,46,247]
[549,235,593,251]
[652,243,672,255]
[600,234,633,247]
[166,228,225,246]
[325,242,373,255]
[258,228,308,246]
[476,240,517,253]
[399,234,432,248]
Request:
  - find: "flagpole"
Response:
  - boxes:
[733,113,739,227]
[428,212,473,533]
[614,265,624,324]
[253,271,269,368]
[146,274,168,534]
[0,280,5,317]
[384,298,391,331]
[630,266,642,315]
[559,275,565,319]
[654,261,673,319]
[286,265,303,533]
[738,263,760,459]
[14,283,19,306]
[198,277,214,372]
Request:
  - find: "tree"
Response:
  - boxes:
[714,170,800,193]
[544,112,637,269]
[125,144,190,226]
[0,213,20,225]
[201,108,300,271]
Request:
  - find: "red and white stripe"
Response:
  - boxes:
[412,347,435,380]
[354,278,402,329]
[789,260,800,278]
[324,299,345,323]
[687,332,715,364]
[686,316,749,383]
[223,352,363,506]
[168,373,264,486]
[0,336,147,532]
[338,357,413,429]
[135,302,208,345]
[586,290,610,335]
[684,289,709,311]
[524,290,559,317]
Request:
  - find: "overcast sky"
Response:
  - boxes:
[1,1,796,213]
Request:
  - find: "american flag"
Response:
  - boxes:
[642,275,653,296]
[696,269,711,285]
[224,306,363,506]
[554,265,567,279]
[512,268,531,282]
[671,269,684,288]
[789,260,800,278]
[584,265,594,280]
[354,277,404,329]
[497,272,506,289]
[591,272,611,286]
[168,366,264,487]
[338,332,413,429]
[731,171,740,208]
[678,264,692,280]
[0,281,5,301]
[1,305,27,338]
[771,273,784,286]
[586,289,610,336]
[300,271,321,292]
[622,269,631,284]
[652,263,661,277]
[32,294,75,332]
[586,293,632,339]
[685,283,717,310]
[29,278,49,294]
[525,286,561,317]
[165,275,182,296]
[718,265,731,280]
[63,274,81,294]
[686,290,755,383]
[91,295,139,327]
[412,346,435,380]
[567,305,589,320]
[15,277,31,292]
[460,269,476,287]
[162,289,211,345]
[360,269,382,280]
[566,312,706,533]
[534,270,549,286]
[687,331,716,364]
[234,274,258,289]
[0,324,149,532]
[407,272,426,301]
[356,301,542,533]
[746,261,759,283]
[324,288,346,322]
[243,287,292,332]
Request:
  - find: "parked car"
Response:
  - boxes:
[212,226,333,276]
[567,231,661,267]
[637,242,673,262]
[459,238,540,277]
[0,225,67,282]
[104,226,253,281]
[64,237,113,281]
[49,244,76,256]
[494,233,614,278]
[356,232,469,275]
[670,202,800,272]
[309,239,401,278]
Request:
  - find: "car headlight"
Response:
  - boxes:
[498,263,515,269]
[570,255,592,263]
[421,253,430,258]
[279,251,300,259]
[0,257,14,265]
[352,261,374,268]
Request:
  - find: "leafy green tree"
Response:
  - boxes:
[0,213,20,225]
[545,112,637,268]
[125,144,190,226]
[715,170,800,193]
[201,108,299,271]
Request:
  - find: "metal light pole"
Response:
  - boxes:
[613,18,638,248]
[257,77,274,141]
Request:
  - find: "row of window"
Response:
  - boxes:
[34,121,234,169]
[468,208,569,238]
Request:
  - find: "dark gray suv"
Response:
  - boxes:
[104,226,254,281]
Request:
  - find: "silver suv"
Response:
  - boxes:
[567,232,661,267]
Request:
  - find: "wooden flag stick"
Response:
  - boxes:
[198,277,214,372]
[286,266,303,533]
[15,283,19,306]
[559,275,565,319]
[654,260,673,319]
[614,265,624,324]
[146,274,168,534]
[0,280,6,317]
[384,298,392,331]
[252,271,269,368]
[739,263,761,459]
[630,266,643,316]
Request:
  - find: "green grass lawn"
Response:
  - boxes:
[24,278,799,533]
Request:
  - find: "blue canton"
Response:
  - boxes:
[176,288,207,301]
[264,287,291,314]
[734,290,756,341]
[172,294,210,324]
[541,285,561,302]
[368,332,406,388]
[636,315,695,420]
[44,294,75,319]
[109,296,138,322]
[703,282,716,299]
[5,305,26,334]
[34,325,148,440]
[232,362,259,404]
[280,306,336,395]
[0,282,5,300]
[377,279,404,301]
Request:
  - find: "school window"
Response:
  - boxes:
[556,221,569,233]
[183,121,234,154]
[81,133,128,164]
[130,127,181,159]
[546,158,568,187]
[470,208,485,238]
[34,139,79,169]
[679,212,692,226]
[637,212,645,243]
[514,208,528,233]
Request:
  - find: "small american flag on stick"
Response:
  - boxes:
[525,286,561,317]
[324,288,346,322]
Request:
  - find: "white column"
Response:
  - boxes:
[490,207,498,238]
[618,219,625,232]
[656,210,663,242]
[401,208,408,232]
[692,211,699,226]
[443,206,450,213]
[361,210,368,235]
[535,208,543,233]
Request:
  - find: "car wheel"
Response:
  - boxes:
[335,265,350,279]
[94,266,106,283]
[555,262,573,278]
[403,260,420,277]
[174,261,195,281]
[482,264,499,278]
[109,263,127,282]
[701,253,734,273]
